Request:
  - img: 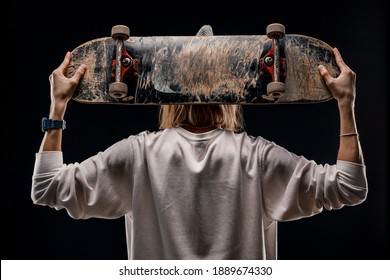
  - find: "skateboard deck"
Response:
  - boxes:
[67,24,340,105]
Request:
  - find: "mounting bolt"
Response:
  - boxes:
[264,56,274,66]
[122,57,132,67]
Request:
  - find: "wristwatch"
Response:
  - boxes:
[41,117,66,132]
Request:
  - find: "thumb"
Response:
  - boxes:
[70,64,87,83]
[318,64,333,85]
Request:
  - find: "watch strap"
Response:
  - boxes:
[41,117,66,132]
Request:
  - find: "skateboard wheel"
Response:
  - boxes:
[265,81,285,101]
[111,25,130,40]
[109,82,128,99]
[266,23,285,39]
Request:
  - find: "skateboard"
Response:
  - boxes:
[67,23,340,105]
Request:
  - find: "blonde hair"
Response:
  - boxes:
[159,104,244,132]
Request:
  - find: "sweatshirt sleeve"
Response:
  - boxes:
[31,137,136,219]
[260,140,368,221]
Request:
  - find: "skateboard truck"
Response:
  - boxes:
[260,23,286,101]
[109,25,138,101]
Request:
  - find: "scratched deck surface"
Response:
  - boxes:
[68,34,339,105]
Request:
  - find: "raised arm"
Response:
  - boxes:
[318,48,364,165]
[39,52,86,152]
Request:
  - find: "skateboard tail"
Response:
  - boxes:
[68,38,117,103]
[282,35,339,103]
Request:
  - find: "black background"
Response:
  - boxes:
[5,0,388,259]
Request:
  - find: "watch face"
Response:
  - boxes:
[41,117,50,132]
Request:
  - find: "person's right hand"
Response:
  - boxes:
[318,47,357,108]
[49,52,86,116]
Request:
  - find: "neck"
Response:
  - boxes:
[179,123,217,133]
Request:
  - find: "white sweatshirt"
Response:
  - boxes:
[32,127,368,259]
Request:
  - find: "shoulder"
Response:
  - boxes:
[233,130,269,145]
[126,129,164,140]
